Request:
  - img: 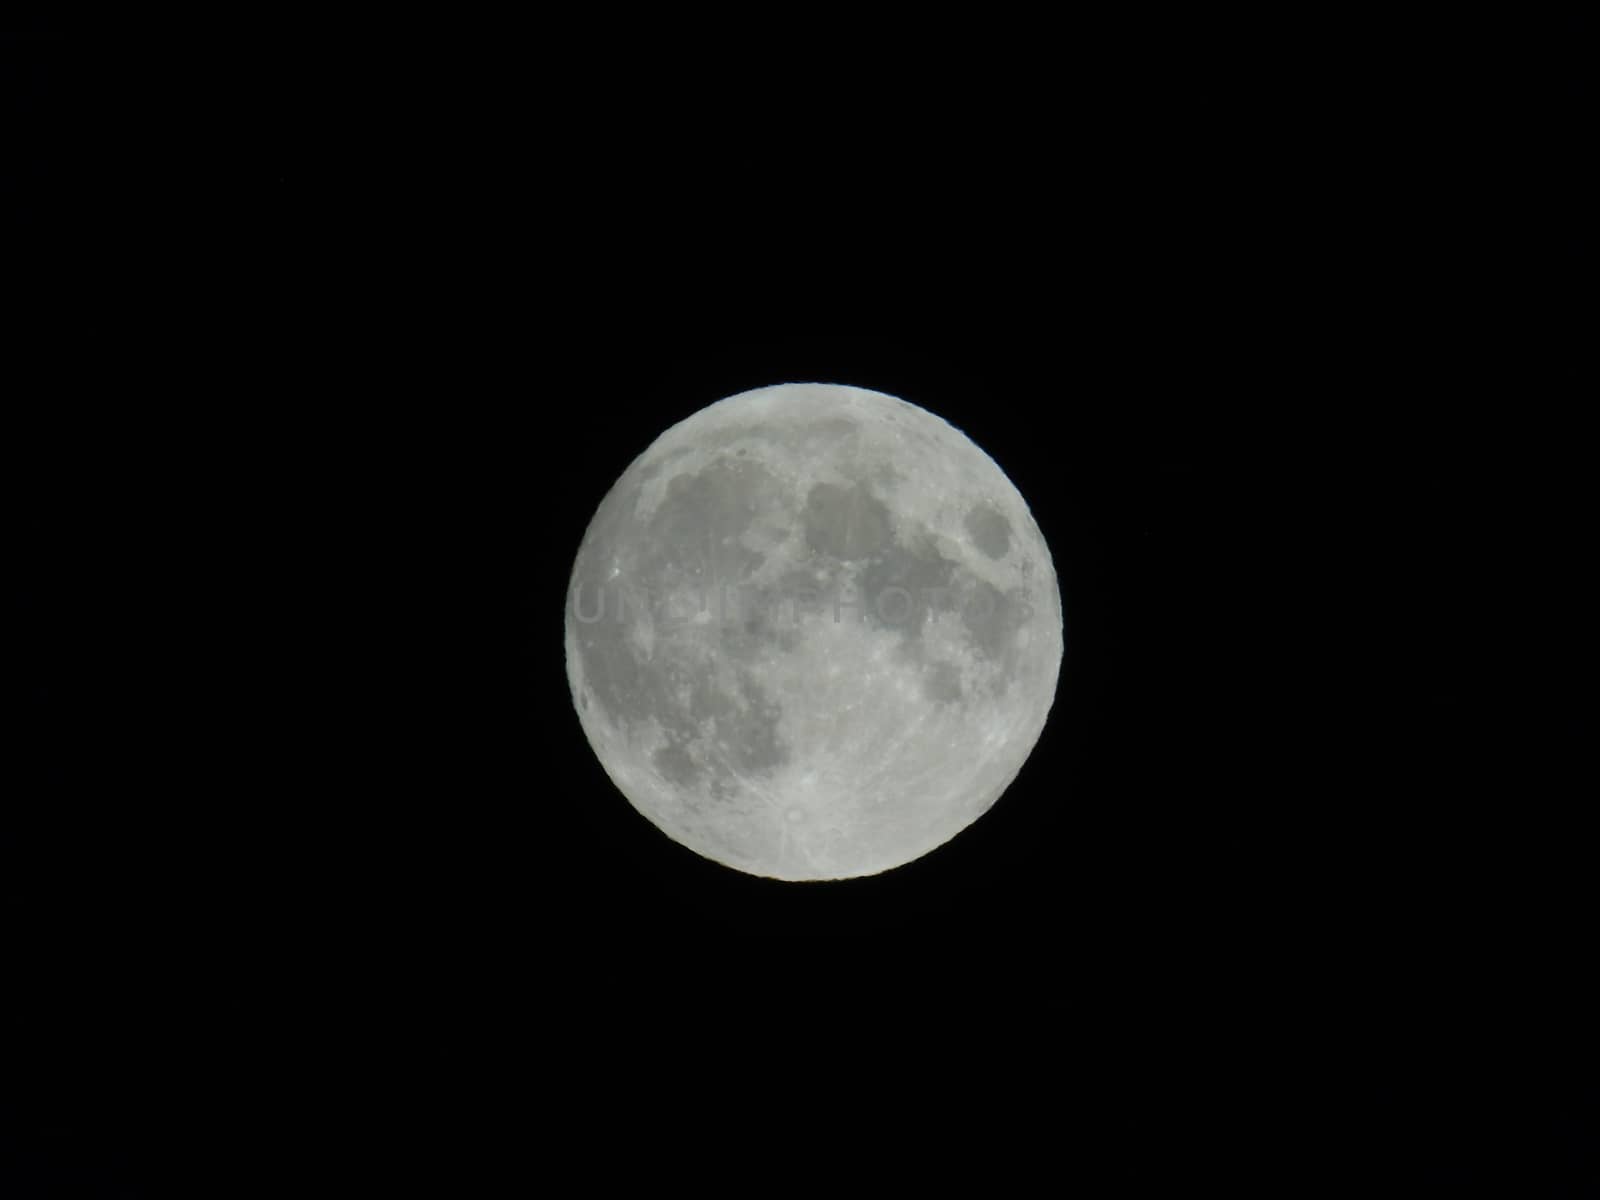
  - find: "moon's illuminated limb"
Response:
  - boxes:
[565,383,1062,880]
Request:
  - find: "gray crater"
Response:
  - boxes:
[802,482,892,560]
[958,581,1031,682]
[923,661,963,704]
[653,741,700,788]
[638,457,774,587]
[856,535,959,637]
[572,620,649,728]
[964,503,1012,559]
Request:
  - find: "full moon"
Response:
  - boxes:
[565,383,1063,880]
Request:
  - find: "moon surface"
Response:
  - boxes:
[565,383,1063,880]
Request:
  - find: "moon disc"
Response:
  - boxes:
[564,383,1063,880]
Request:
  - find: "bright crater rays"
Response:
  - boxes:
[564,383,1063,880]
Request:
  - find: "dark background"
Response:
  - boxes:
[8,15,1592,1195]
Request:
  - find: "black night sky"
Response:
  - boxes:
[8,16,1592,1196]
